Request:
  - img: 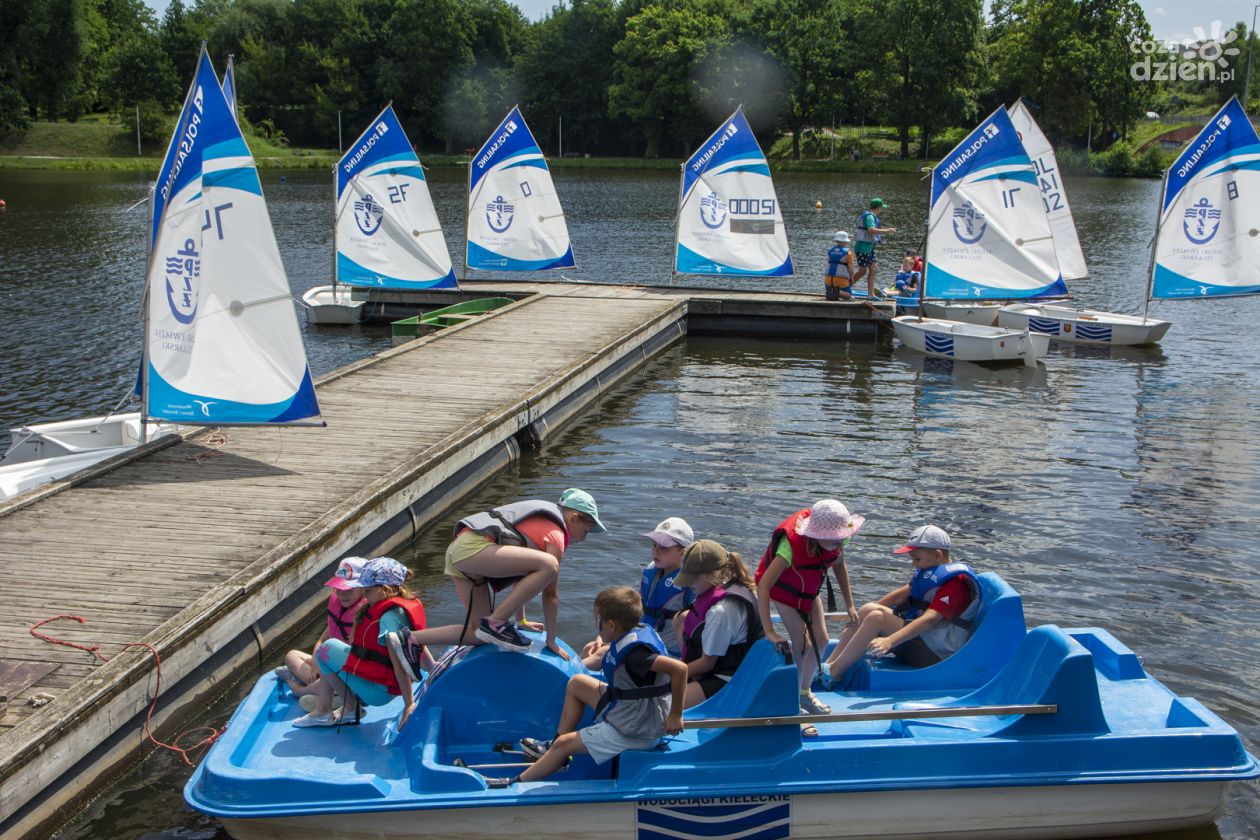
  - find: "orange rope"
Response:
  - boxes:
[29,615,225,766]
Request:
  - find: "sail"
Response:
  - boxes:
[674,107,793,276]
[925,106,1066,300]
[336,105,456,288]
[1007,100,1087,281]
[1150,96,1260,299]
[221,55,237,122]
[466,106,574,271]
[146,47,320,425]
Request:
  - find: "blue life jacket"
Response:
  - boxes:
[895,270,920,291]
[827,245,852,279]
[640,565,694,629]
[896,562,981,629]
[594,625,670,721]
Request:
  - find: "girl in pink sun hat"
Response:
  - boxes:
[754,499,864,734]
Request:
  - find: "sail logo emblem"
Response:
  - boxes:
[163,237,200,325]
[983,123,999,139]
[700,191,727,229]
[354,194,384,236]
[952,202,987,244]
[486,195,515,232]
[1183,197,1221,244]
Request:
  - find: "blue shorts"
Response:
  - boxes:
[856,250,876,268]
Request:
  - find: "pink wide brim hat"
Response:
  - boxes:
[795,499,865,542]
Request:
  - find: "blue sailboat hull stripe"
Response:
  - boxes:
[1028,317,1061,335]
[336,252,457,289]
[467,240,575,271]
[1075,323,1113,341]
[924,334,955,355]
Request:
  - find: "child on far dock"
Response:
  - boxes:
[894,255,921,296]
[824,231,856,300]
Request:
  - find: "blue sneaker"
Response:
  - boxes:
[387,630,425,682]
[475,617,531,653]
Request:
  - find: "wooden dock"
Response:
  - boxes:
[0,283,891,838]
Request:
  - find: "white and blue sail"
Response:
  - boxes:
[675,107,792,276]
[926,106,1065,300]
[1007,99,1087,282]
[221,54,237,122]
[337,105,455,288]
[466,106,574,271]
[1150,96,1260,299]
[145,47,320,425]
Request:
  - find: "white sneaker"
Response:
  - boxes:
[299,693,344,713]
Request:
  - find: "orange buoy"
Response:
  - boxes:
[814,200,823,210]
[0,198,7,209]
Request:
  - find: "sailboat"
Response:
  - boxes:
[466,105,575,272]
[222,54,237,122]
[674,107,793,277]
[892,105,1054,366]
[1,46,322,501]
[304,104,456,324]
[995,100,1171,345]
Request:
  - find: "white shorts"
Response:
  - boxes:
[577,719,663,765]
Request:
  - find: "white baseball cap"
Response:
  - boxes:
[643,517,694,548]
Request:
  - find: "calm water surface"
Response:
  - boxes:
[0,168,1256,839]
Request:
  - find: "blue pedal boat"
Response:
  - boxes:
[185,574,1258,839]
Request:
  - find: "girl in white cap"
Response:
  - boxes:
[754,499,863,731]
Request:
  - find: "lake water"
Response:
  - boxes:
[0,168,1256,839]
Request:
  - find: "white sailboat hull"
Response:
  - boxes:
[302,286,366,325]
[921,301,1003,326]
[893,316,1049,366]
[997,303,1171,346]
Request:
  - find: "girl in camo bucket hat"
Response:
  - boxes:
[754,499,864,736]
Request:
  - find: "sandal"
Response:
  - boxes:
[801,722,819,738]
[800,692,832,715]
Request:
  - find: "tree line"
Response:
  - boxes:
[0,0,1250,160]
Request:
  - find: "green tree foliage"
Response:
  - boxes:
[0,0,32,130]
[19,0,90,121]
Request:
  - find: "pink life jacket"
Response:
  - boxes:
[326,593,361,642]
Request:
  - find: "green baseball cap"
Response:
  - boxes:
[558,487,606,532]
[870,197,886,209]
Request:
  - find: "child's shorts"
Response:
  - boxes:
[443,529,494,578]
[856,250,876,267]
[891,636,942,667]
[577,719,663,765]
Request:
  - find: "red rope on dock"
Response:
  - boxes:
[29,614,225,766]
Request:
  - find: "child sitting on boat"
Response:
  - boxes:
[894,255,921,296]
[671,539,764,708]
[487,586,687,788]
[583,517,696,661]
[825,525,981,683]
[276,556,366,705]
[824,231,856,301]
[404,489,605,659]
[755,500,860,730]
[295,557,429,728]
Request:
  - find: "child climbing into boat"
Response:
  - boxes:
[894,255,921,296]
[402,488,605,659]
[671,539,764,708]
[276,556,366,703]
[755,499,861,731]
[825,525,981,682]
[824,231,855,300]
[294,557,429,728]
[487,586,687,788]
[583,517,695,661]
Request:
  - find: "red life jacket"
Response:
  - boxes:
[754,509,842,611]
[344,596,427,695]
[326,593,361,643]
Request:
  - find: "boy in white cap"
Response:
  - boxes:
[824,231,856,300]
[825,524,982,683]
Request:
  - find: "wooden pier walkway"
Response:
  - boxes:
[0,291,686,838]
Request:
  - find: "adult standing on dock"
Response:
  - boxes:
[403,488,605,659]
[852,198,896,298]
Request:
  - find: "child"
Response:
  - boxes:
[584,517,696,660]
[755,499,862,730]
[894,255,921,296]
[488,586,687,788]
[405,488,605,659]
[671,539,764,708]
[852,198,897,297]
[276,556,367,704]
[825,525,981,681]
[824,231,855,301]
[294,557,428,728]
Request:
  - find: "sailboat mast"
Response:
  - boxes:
[1142,168,1170,324]
[140,184,155,445]
[331,163,339,297]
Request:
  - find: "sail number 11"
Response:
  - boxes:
[1001,187,1020,208]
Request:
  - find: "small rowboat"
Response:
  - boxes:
[922,300,1004,326]
[892,315,1049,366]
[390,297,515,345]
[301,285,366,325]
[997,302,1172,346]
[186,573,1257,840]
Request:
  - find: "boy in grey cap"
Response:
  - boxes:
[824,525,982,683]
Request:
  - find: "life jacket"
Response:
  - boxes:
[855,211,881,245]
[640,565,694,630]
[682,584,763,681]
[826,245,853,284]
[912,255,924,274]
[344,596,427,695]
[593,625,671,721]
[754,509,842,611]
[454,500,568,590]
[895,562,982,630]
[326,592,361,643]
